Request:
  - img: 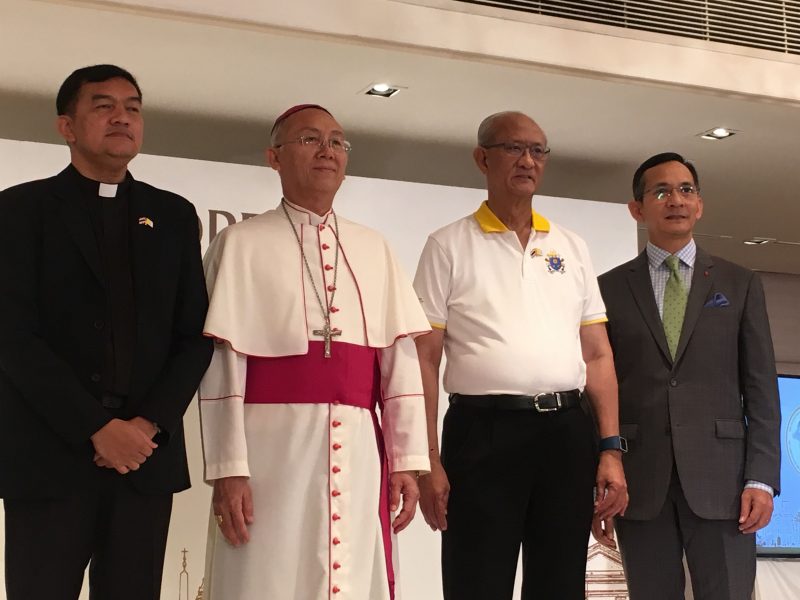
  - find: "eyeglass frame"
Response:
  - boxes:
[481,141,551,162]
[274,135,352,154]
[643,184,700,201]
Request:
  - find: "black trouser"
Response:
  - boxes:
[441,401,597,600]
[4,473,173,600]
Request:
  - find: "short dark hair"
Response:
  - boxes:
[56,64,142,116]
[632,152,700,201]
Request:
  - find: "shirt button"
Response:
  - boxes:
[324,264,333,271]
[332,420,341,428]
[333,443,342,451]
[93,320,104,330]
[90,373,101,383]
[332,466,341,474]
[670,379,678,387]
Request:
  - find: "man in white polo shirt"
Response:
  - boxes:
[413,111,628,599]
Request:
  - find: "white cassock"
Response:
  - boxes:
[199,200,431,600]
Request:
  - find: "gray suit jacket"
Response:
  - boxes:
[599,247,780,521]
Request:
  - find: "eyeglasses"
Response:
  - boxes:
[481,142,551,162]
[275,135,352,154]
[645,184,700,201]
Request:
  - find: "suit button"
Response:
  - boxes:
[670,379,678,387]
[90,373,101,383]
[93,320,104,330]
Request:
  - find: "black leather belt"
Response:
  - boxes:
[450,390,581,412]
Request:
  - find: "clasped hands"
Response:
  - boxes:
[91,417,158,474]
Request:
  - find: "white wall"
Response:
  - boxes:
[0,138,636,599]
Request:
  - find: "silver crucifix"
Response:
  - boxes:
[313,322,342,358]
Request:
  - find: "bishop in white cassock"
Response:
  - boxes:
[199,105,431,600]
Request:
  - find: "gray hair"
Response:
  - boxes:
[477,111,533,146]
[270,121,285,147]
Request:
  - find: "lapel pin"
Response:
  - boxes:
[138,217,154,228]
[704,270,709,277]
[530,247,542,257]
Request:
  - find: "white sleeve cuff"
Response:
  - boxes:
[745,480,774,497]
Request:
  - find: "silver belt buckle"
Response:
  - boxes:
[532,392,561,412]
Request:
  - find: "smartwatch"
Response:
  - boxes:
[599,435,628,453]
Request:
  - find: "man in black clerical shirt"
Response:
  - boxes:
[0,64,213,600]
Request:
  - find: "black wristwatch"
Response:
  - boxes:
[599,435,628,453]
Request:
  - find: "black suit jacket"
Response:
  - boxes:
[599,247,780,520]
[0,166,213,499]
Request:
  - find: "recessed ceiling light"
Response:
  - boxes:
[698,127,737,140]
[363,83,403,98]
[743,237,775,245]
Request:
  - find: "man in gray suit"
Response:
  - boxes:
[593,152,780,599]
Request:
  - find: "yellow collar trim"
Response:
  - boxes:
[473,201,550,233]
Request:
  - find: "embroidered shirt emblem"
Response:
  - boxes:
[545,250,566,274]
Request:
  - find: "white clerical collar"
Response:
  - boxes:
[281,198,332,227]
[98,183,118,198]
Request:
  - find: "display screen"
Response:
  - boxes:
[757,375,800,557]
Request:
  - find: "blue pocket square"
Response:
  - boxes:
[704,292,730,308]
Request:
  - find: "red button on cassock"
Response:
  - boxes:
[322,243,330,250]
[333,586,340,594]
[332,443,342,450]
[333,562,341,570]
[332,490,341,497]
[332,466,341,474]
[330,306,339,313]
[327,285,336,292]
[332,420,341,427]
[332,513,341,521]
[324,264,333,271]
[332,537,341,545]
[319,224,325,231]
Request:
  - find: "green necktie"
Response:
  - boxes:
[663,255,687,359]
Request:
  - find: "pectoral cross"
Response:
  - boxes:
[313,322,342,358]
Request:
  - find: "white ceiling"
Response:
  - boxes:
[2,0,799,272]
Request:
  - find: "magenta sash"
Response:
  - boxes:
[244,341,380,409]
